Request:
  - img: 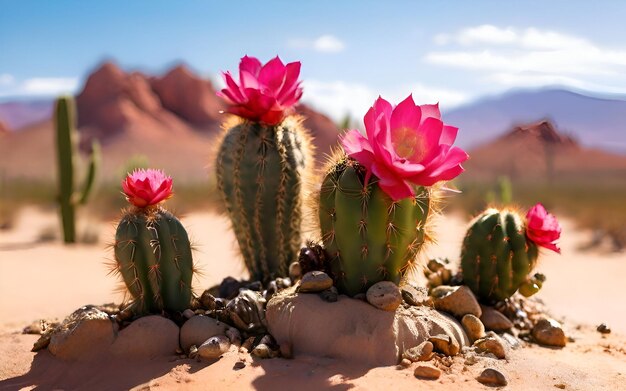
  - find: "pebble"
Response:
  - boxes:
[597,323,611,334]
[225,327,241,345]
[199,291,217,310]
[198,335,231,360]
[401,285,432,307]
[464,353,478,366]
[403,341,434,362]
[183,309,195,319]
[473,336,506,359]
[480,305,514,331]
[462,314,486,343]
[414,365,442,380]
[226,290,267,334]
[289,261,303,281]
[242,337,255,352]
[431,285,482,318]
[429,334,460,356]
[298,271,334,293]
[398,358,412,368]
[366,281,402,311]
[180,315,228,351]
[532,318,567,347]
[320,286,339,302]
[251,343,279,359]
[476,368,508,387]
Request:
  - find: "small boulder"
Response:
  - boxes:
[429,334,460,356]
[480,305,513,332]
[320,286,339,303]
[431,286,481,318]
[532,318,567,347]
[298,271,333,293]
[461,314,486,343]
[111,315,179,358]
[414,365,441,380]
[180,315,228,351]
[366,281,402,311]
[474,335,506,359]
[477,368,507,387]
[198,335,230,360]
[403,341,434,362]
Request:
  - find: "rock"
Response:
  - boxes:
[532,318,567,347]
[597,323,611,334]
[112,315,179,358]
[199,290,217,310]
[188,345,198,359]
[480,305,514,331]
[320,286,339,302]
[251,343,279,359]
[366,281,402,311]
[414,365,441,380]
[219,276,244,299]
[399,358,411,368]
[180,315,228,351]
[401,285,433,307]
[48,307,118,360]
[474,336,506,359]
[242,337,255,352]
[403,341,434,362]
[432,286,481,318]
[226,289,267,334]
[461,314,486,343]
[267,287,468,366]
[298,271,333,293]
[183,309,195,319]
[289,261,302,281]
[429,334,460,356]
[198,335,230,360]
[226,327,241,345]
[464,353,478,365]
[477,368,507,387]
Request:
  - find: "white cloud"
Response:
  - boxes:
[0,77,79,97]
[288,34,346,53]
[426,25,626,93]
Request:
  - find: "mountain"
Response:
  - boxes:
[463,120,626,182]
[0,99,53,130]
[0,120,8,134]
[446,88,626,154]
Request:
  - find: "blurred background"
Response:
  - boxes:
[1,0,625,251]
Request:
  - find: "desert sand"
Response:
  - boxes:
[1,208,625,390]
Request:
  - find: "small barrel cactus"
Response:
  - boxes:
[112,169,195,314]
[318,95,468,296]
[215,56,313,283]
[460,204,561,303]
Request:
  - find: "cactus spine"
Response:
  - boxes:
[216,116,312,283]
[114,207,194,314]
[318,156,431,296]
[460,208,543,302]
[54,96,100,243]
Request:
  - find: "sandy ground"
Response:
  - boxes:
[1,207,625,390]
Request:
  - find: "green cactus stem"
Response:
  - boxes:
[54,96,100,243]
[114,207,194,314]
[216,116,313,284]
[318,155,432,296]
[460,208,541,302]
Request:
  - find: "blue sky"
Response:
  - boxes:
[2,0,626,118]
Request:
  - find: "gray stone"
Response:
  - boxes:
[474,336,506,359]
[111,315,179,358]
[198,335,230,360]
[532,318,567,347]
[403,341,434,362]
[429,334,460,356]
[366,281,402,311]
[461,314,486,343]
[48,307,117,361]
[477,368,508,387]
[414,365,441,380]
[298,271,333,293]
[226,289,267,334]
[180,315,228,351]
[320,286,339,302]
[480,305,513,332]
[432,286,481,318]
[401,284,433,307]
[251,343,279,358]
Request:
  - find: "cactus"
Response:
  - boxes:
[54,96,100,243]
[112,169,194,314]
[216,116,312,283]
[460,208,544,302]
[318,155,432,296]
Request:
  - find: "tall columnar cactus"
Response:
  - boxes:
[460,204,561,303]
[318,95,468,296]
[113,169,194,314]
[54,96,100,243]
[215,56,313,283]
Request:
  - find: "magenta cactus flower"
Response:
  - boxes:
[122,169,173,208]
[526,203,562,253]
[341,95,469,201]
[217,55,303,125]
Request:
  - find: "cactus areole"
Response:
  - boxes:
[216,56,312,284]
[114,169,194,314]
[460,205,561,303]
[319,95,468,296]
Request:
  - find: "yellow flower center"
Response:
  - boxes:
[392,126,425,162]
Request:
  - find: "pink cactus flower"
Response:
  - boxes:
[341,95,469,201]
[217,55,303,126]
[525,203,562,254]
[122,169,173,208]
